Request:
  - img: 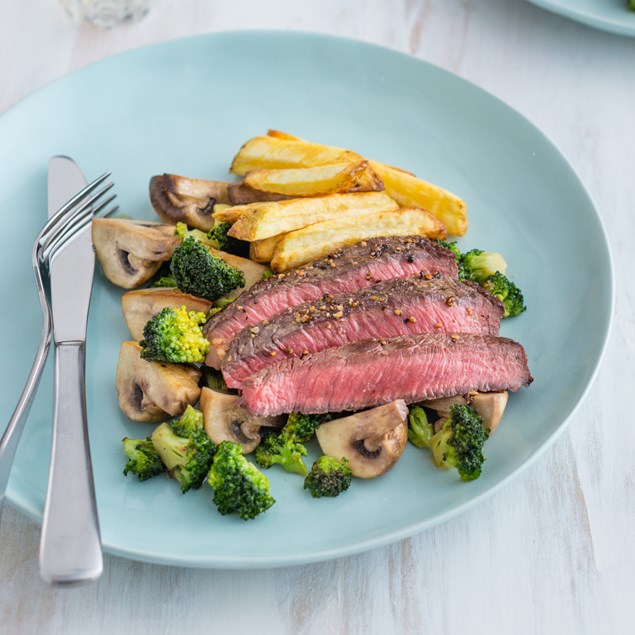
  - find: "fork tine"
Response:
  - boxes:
[39,182,114,249]
[44,212,95,264]
[43,172,110,233]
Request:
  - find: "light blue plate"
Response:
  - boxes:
[527,0,635,36]
[0,32,613,568]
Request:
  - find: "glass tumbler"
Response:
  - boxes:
[59,0,155,28]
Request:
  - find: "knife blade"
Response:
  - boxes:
[39,156,103,585]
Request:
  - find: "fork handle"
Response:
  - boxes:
[39,341,102,585]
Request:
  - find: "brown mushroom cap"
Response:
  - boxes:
[121,288,212,341]
[199,387,284,453]
[116,341,201,422]
[149,174,230,231]
[315,400,409,478]
[226,182,290,205]
[92,218,180,289]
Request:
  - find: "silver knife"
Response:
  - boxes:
[39,156,103,585]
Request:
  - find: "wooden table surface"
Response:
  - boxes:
[1,1,634,633]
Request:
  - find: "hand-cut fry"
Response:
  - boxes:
[233,131,468,235]
[249,235,286,263]
[270,208,446,271]
[369,161,467,236]
[243,161,384,197]
[230,135,363,175]
[225,192,399,242]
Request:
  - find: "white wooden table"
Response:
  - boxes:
[1,1,634,633]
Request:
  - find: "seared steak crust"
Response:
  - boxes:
[239,333,532,416]
[222,276,503,388]
[204,236,458,367]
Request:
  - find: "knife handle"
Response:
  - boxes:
[39,341,102,586]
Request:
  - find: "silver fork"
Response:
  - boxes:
[0,174,117,523]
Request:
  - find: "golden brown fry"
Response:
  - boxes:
[242,161,383,197]
[369,162,467,236]
[270,208,446,271]
[230,135,363,176]
[235,131,467,235]
[249,235,286,263]
[226,192,398,242]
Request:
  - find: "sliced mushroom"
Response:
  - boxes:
[149,174,230,231]
[422,391,508,433]
[315,401,408,478]
[199,387,284,453]
[121,288,213,341]
[92,218,180,289]
[470,392,508,433]
[116,341,201,422]
[227,182,290,205]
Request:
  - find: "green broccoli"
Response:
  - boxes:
[459,249,508,284]
[286,412,333,442]
[151,420,216,493]
[407,405,434,448]
[254,427,309,476]
[436,239,462,259]
[430,404,489,482]
[171,405,204,437]
[150,275,177,288]
[304,456,352,498]
[139,305,210,363]
[170,236,245,301]
[436,240,525,318]
[262,267,275,280]
[207,441,275,520]
[481,271,526,318]
[207,221,243,253]
[629,0,635,11]
[122,437,166,481]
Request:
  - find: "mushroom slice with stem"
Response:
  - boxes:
[92,218,180,289]
[199,387,284,453]
[149,174,230,231]
[121,288,212,341]
[316,401,409,478]
[116,341,201,423]
[422,391,508,433]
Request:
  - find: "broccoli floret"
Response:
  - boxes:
[254,428,308,476]
[630,0,635,11]
[171,405,204,437]
[170,236,245,301]
[122,437,166,481]
[207,221,241,253]
[459,249,507,284]
[436,239,462,259]
[286,412,333,442]
[481,271,526,318]
[262,267,275,280]
[150,275,177,288]
[430,404,489,482]
[407,405,434,448]
[139,305,210,363]
[304,456,352,498]
[207,441,275,520]
[151,421,217,493]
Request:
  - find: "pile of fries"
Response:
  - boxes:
[158,130,468,272]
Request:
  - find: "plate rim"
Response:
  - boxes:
[526,0,635,37]
[2,29,616,569]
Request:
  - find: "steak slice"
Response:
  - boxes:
[222,276,503,388]
[239,333,532,416]
[204,236,458,367]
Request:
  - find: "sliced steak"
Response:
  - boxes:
[240,333,532,416]
[204,236,458,367]
[222,277,503,388]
